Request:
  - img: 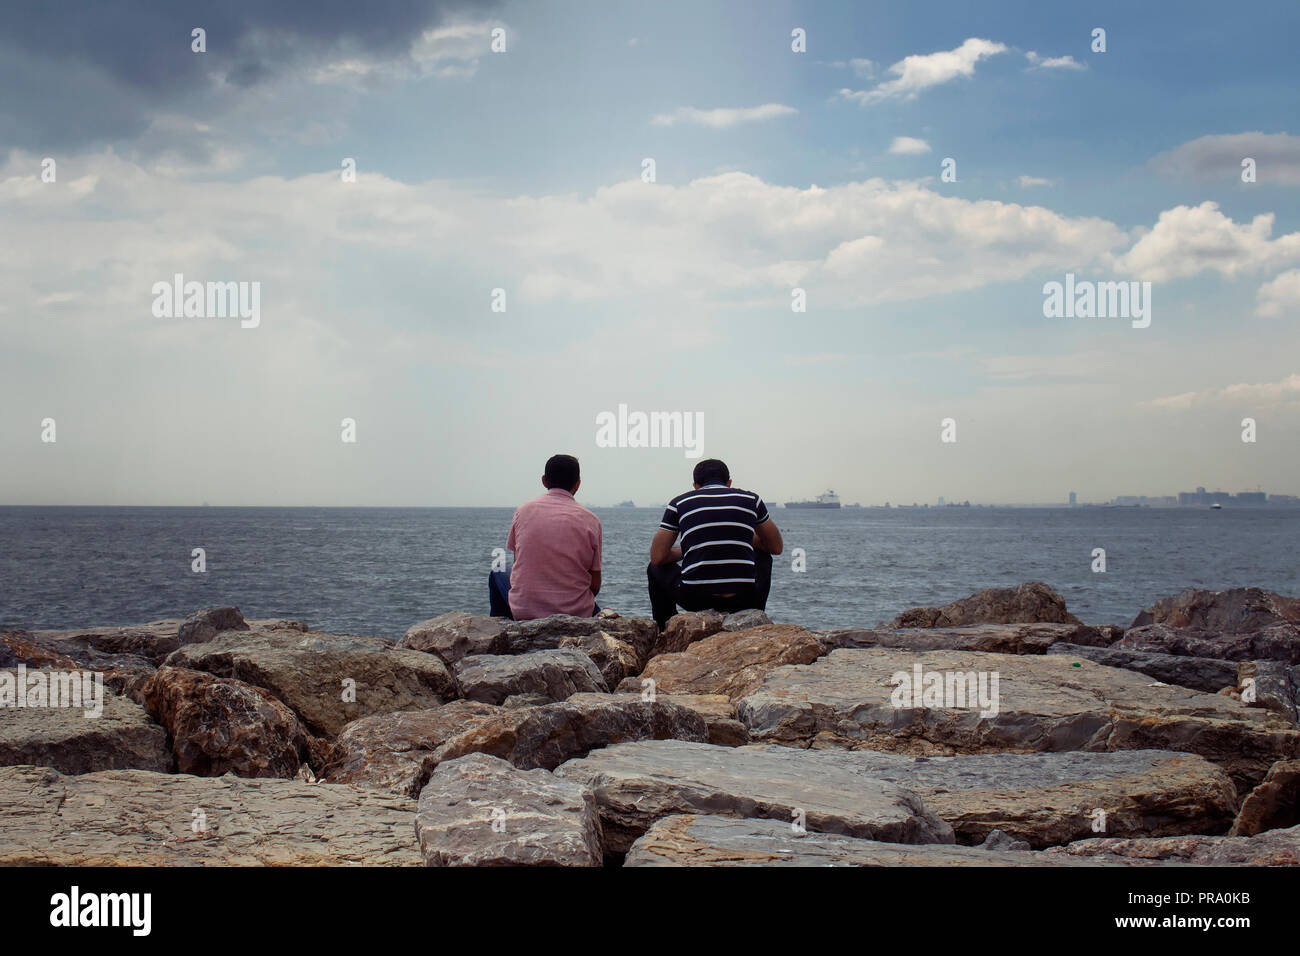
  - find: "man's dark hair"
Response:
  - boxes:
[692,458,730,485]
[544,454,581,491]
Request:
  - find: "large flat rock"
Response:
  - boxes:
[748,747,1237,847]
[1046,643,1237,693]
[398,612,508,664]
[0,670,172,774]
[624,814,1131,867]
[822,623,1110,656]
[164,629,458,737]
[737,648,1300,792]
[416,754,601,866]
[1045,824,1300,866]
[322,693,708,797]
[553,739,955,854]
[455,649,607,705]
[503,614,659,668]
[0,764,421,865]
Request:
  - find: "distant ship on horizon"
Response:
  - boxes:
[785,490,841,509]
[616,500,635,508]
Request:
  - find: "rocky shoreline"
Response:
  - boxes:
[2,582,1298,866]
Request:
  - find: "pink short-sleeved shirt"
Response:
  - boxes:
[506,488,602,620]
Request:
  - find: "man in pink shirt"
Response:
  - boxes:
[489,454,603,620]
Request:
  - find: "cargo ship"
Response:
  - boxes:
[784,490,841,509]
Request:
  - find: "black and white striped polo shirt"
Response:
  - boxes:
[659,484,771,588]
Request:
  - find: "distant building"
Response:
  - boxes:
[1236,492,1267,505]
[1069,491,1077,507]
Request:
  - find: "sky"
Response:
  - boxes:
[2,0,1298,507]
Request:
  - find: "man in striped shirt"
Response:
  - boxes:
[646,458,783,630]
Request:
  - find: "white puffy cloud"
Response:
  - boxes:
[1116,202,1300,281]
[650,104,798,128]
[1256,269,1300,318]
[840,38,1007,105]
[1152,132,1300,185]
[888,136,931,155]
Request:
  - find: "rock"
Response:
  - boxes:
[0,669,172,774]
[164,629,459,737]
[502,694,555,708]
[737,648,1300,792]
[653,611,725,658]
[24,620,183,664]
[823,623,1109,656]
[554,739,955,854]
[1237,660,1299,724]
[1047,643,1239,693]
[1046,824,1300,866]
[0,765,421,865]
[2,630,158,702]
[415,754,602,866]
[177,607,249,646]
[454,649,607,705]
[746,746,1237,848]
[247,618,309,632]
[623,814,1122,867]
[1118,622,1300,665]
[1133,586,1300,632]
[618,624,826,701]
[558,631,640,686]
[657,693,749,747]
[322,694,708,797]
[141,666,310,778]
[979,830,1030,851]
[398,612,508,665]
[722,610,772,631]
[1231,759,1300,836]
[884,581,1081,629]
[503,615,659,668]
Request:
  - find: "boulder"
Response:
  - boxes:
[163,629,459,737]
[737,648,1300,792]
[618,624,826,701]
[746,746,1237,847]
[0,669,172,774]
[824,623,1109,656]
[322,693,708,797]
[657,693,749,747]
[1237,660,1299,724]
[503,614,659,667]
[0,765,421,865]
[553,739,955,854]
[24,620,183,664]
[2,631,157,702]
[558,631,640,686]
[884,581,1081,629]
[1047,643,1238,694]
[177,607,249,647]
[1117,622,1300,665]
[454,649,607,705]
[1046,824,1300,866]
[623,814,1124,867]
[1231,759,1300,836]
[653,611,725,658]
[141,665,310,778]
[415,753,602,866]
[722,610,772,631]
[398,612,507,664]
[246,618,309,632]
[1133,586,1300,632]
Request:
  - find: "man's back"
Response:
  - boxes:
[662,484,769,588]
[507,488,602,619]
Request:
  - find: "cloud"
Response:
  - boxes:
[1145,373,1300,409]
[1116,202,1300,281]
[1017,175,1055,188]
[1256,269,1300,317]
[650,104,798,128]
[839,38,1007,106]
[1151,132,1300,185]
[888,137,931,155]
[1025,51,1085,70]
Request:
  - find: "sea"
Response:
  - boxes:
[1,505,1297,636]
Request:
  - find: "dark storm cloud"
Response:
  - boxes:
[0,0,498,150]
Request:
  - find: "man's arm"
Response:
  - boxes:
[650,529,681,565]
[589,569,602,597]
[754,519,783,555]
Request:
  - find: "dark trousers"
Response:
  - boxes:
[488,569,599,620]
[646,550,773,630]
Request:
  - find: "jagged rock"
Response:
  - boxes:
[623,814,1124,867]
[1118,622,1300,665]
[1047,643,1238,693]
[141,666,310,778]
[24,620,182,664]
[979,830,1030,851]
[0,765,421,865]
[743,746,1237,848]
[398,612,507,664]
[1231,759,1300,836]
[558,631,640,686]
[737,648,1300,792]
[1134,587,1300,631]
[322,693,708,797]
[884,581,1081,629]
[455,649,607,705]
[657,693,749,747]
[823,623,1109,656]
[723,610,772,631]
[1046,824,1300,866]
[653,611,725,658]
[618,625,826,701]
[554,739,955,854]
[177,607,249,646]
[415,754,601,866]
[3,630,158,701]
[503,615,659,667]
[1237,660,1299,724]
[164,629,458,737]
[247,618,309,632]
[502,694,555,708]
[0,669,172,774]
